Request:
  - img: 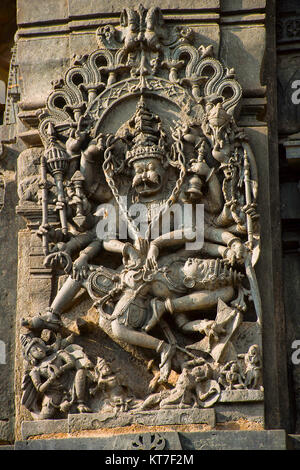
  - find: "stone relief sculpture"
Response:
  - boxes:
[20,5,263,421]
[21,332,93,419]
[140,358,220,410]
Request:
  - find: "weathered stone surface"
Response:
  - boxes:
[15,431,182,450]
[0,445,14,450]
[17,0,69,25]
[68,408,216,433]
[231,322,262,353]
[287,434,300,450]
[21,419,68,441]
[17,147,43,203]
[219,389,264,403]
[21,403,265,441]
[0,164,20,442]
[68,0,220,17]
[17,0,222,26]
[17,37,70,109]
[215,402,264,424]
[221,0,266,12]
[0,420,10,442]
[14,231,34,440]
[220,25,266,95]
[14,430,286,450]
[15,436,114,450]
[179,430,287,450]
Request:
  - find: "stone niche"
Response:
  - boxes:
[0,0,290,450]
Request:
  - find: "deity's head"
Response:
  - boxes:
[192,363,212,382]
[230,362,240,373]
[21,335,47,365]
[181,257,211,289]
[206,101,231,128]
[247,344,260,358]
[129,151,167,198]
[125,96,168,199]
[96,357,112,376]
[28,343,47,361]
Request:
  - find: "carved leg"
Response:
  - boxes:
[74,369,91,413]
[50,275,83,314]
[160,388,186,408]
[39,392,61,419]
[144,287,234,333]
[111,320,173,383]
[169,286,235,313]
[22,276,83,332]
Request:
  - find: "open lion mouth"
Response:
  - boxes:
[135,178,161,194]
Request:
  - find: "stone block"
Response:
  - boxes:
[69,32,98,59]
[21,419,68,440]
[215,402,264,424]
[68,408,216,433]
[17,0,69,25]
[15,430,287,450]
[219,389,264,403]
[178,430,287,450]
[220,25,265,95]
[15,431,182,450]
[15,436,112,450]
[221,0,266,12]
[68,0,220,18]
[0,419,11,443]
[17,37,70,109]
[284,139,300,169]
[287,434,300,450]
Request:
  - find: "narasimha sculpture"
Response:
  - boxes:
[20,5,263,420]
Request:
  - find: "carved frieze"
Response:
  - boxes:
[19,5,263,423]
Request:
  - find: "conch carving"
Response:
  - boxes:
[20,5,263,421]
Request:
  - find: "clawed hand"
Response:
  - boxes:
[72,257,90,282]
[123,239,159,271]
[145,243,159,271]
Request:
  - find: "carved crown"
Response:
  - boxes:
[126,96,166,165]
[126,143,164,165]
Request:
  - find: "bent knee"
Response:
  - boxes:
[111,320,124,339]
[218,286,235,302]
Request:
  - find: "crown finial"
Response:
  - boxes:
[126,96,166,165]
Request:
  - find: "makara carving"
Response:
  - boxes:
[20,5,263,421]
